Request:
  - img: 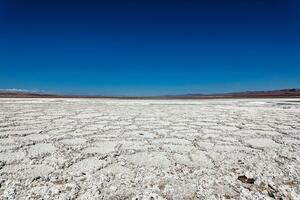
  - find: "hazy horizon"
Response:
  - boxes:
[0,86,299,97]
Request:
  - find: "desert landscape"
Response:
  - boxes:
[0,98,299,199]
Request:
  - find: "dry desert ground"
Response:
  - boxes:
[0,98,299,199]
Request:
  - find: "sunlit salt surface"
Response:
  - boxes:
[0,98,299,199]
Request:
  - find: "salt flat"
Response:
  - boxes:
[0,98,299,199]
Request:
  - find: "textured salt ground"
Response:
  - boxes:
[0,98,299,200]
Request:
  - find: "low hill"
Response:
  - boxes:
[0,89,299,99]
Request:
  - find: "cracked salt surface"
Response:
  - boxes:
[0,98,299,199]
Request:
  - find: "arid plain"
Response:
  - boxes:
[0,98,299,199]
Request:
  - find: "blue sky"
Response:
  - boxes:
[0,0,300,96]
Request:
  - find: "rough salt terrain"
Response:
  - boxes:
[0,98,299,200]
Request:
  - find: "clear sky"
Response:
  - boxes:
[0,0,300,96]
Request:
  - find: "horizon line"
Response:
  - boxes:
[0,88,300,97]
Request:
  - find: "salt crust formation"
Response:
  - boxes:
[0,98,299,199]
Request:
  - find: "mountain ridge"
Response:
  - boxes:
[0,88,300,99]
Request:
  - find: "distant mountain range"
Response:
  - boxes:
[177,88,300,98]
[0,88,300,99]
